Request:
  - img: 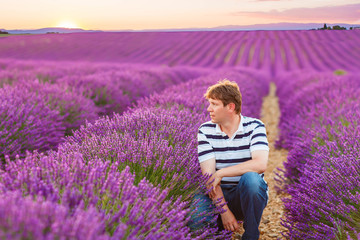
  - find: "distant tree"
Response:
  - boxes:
[317,24,348,30]
[350,27,353,30]
[332,25,346,30]
[317,23,328,30]
[0,30,9,34]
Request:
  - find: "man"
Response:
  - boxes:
[196,79,269,240]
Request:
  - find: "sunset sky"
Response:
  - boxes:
[1,0,360,30]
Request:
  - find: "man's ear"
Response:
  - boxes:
[227,102,236,112]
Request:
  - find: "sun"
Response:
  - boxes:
[56,21,79,29]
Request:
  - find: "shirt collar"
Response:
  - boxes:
[215,114,244,135]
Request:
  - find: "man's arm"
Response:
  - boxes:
[200,158,240,232]
[209,150,269,194]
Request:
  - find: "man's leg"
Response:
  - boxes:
[187,193,217,231]
[236,172,268,240]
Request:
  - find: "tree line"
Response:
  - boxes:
[317,23,357,30]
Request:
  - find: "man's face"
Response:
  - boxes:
[207,98,228,124]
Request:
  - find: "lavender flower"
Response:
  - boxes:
[275,72,360,239]
[0,191,110,240]
[0,86,65,161]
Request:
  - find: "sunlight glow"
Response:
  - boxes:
[56,21,79,29]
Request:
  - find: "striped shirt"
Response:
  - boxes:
[198,114,269,183]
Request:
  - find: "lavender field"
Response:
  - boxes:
[0,30,359,239]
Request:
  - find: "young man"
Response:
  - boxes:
[197,79,269,240]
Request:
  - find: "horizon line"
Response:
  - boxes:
[2,22,360,32]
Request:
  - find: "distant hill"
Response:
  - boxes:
[1,23,360,34]
[0,28,103,34]
[136,22,360,32]
[210,22,360,31]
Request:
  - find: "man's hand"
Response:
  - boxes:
[220,209,240,232]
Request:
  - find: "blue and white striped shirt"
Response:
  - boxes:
[198,114,269,183]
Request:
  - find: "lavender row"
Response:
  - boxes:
[0,59,209,160]
[0,191,110,240]
[0,69,269,239]
[0,85,69,161]
[135,67,269,119]
[0,59,210,115]
[0,154,195,239]
[1,30,359,75]
[1,107,221,239]
[275,71,360,239]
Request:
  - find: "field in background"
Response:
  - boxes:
[0,31,359,75]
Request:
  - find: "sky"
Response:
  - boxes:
[1,0,360,30]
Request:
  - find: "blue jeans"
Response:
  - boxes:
[188,172,268,240]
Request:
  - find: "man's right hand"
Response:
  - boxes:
[220,209,240,232]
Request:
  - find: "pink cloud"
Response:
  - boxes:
[232,3,360,22]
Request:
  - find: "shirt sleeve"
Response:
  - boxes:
[197,129,215,163]
[250,122,269,152]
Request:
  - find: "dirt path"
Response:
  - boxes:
[235,82,289,239]
[258,82,289,239]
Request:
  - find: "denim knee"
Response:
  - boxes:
[238,172,267,197]
[187,193,217,231]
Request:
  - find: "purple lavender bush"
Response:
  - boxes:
[60,106,207,200]
[0,86,65,161]
[281,114,360,239]
[0,191,110,240]
[275,72,360,239]
[12,79,99,135]
[0,152,201,239]
[0,59,209,163]
[54,64,210,116]
[0,59,210,116]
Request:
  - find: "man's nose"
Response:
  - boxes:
[207,105,212,112]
